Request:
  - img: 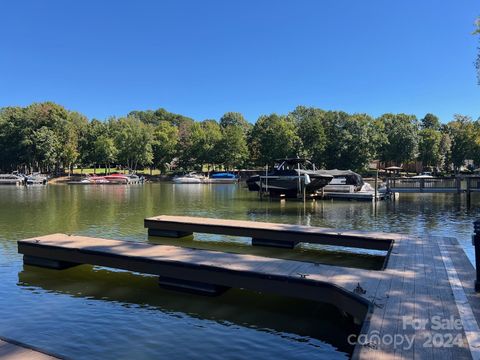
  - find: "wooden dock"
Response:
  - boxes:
[319,191,388,201]
[16,217,480,359]
[144,215,394,250]
[0,337,61,359]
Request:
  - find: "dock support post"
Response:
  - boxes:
[473,220,480,291]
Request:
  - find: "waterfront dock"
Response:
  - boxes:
[144,215,394,250]
[17,218,480,359]
[0,337,60,359]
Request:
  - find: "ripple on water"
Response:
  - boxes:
[0,184,479,359]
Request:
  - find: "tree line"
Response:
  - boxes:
[0,102,479,174]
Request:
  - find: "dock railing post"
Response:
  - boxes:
[473,220,480,291]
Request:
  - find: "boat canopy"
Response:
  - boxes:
[317,169,364,187]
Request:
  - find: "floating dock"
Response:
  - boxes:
[0,337,61,359]
[144,215,394,250]
[318,191,389,201]
[17,217,480,359]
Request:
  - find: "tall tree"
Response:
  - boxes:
[420,113,441,130]
[418,128,442,168]
[290,106,327,166]
[112,116,154,171]
[152,121,179,172]
[446,114,475,172]
[216,125,248,169]
[378,113,419,165]
[249,114,300,165]
[219,112,251,133]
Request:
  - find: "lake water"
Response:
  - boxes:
[0,183,478,359]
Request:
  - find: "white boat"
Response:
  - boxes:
[26,173,48,185]
[0,174,24,185]
[412,172,434,179]
[172,173,206,184]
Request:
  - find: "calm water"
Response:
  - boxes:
[0,183,479,359]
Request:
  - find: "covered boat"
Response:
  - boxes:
[246,158,333,197]
[320,169,365,192]
[206,172,239,184]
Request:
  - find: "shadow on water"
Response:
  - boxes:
[18,264,359,356]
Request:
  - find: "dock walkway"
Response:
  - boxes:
[144,215,396,250]
[0,337,61,359]
[16,218,480,359]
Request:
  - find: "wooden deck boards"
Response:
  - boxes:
[18,234,373,320]
[352,235,475,360]
[0,338,60,360]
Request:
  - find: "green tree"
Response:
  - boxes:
[439,132,452,172]
[420,113,440,130]
[152,121,179,172]
[322,111,376,170]
[219,112,251,133]
[216,125,248,169]
[418,128,442,168]
[290,106,327,166]
[112,116,154,171]
[446,114,475,172]
[200,120,223,168]
[378,113,419,165]
[93,135,118,174]
[249,114,300,165]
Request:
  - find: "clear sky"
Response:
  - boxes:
[0,0,479,123]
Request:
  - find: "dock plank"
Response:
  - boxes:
[0,338,60,360]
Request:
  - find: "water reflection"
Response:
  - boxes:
[147,235,385,269]
[1,184,479,359]
[18,264,355,357]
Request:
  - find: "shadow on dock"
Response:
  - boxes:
[147,235,386,270]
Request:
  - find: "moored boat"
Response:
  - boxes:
[246,158,333,197]
[172,173,206,184]
[0,174,24,185]
[26,173,48,185]
[205,172,239,184]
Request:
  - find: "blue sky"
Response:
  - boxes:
[0,0,479,123]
